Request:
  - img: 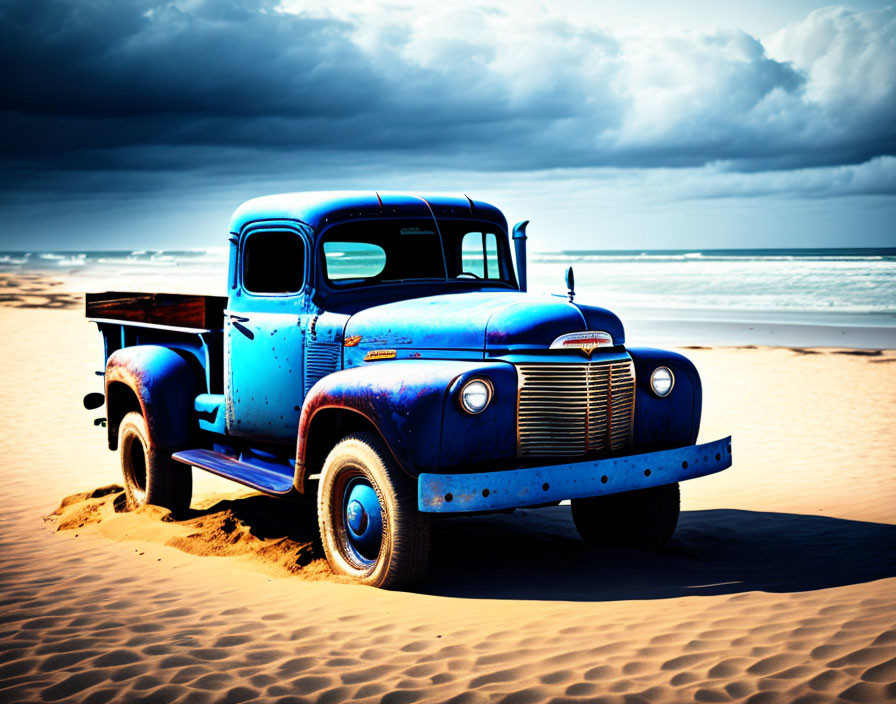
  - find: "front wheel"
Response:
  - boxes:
[317,433,430,588]
[119,411,192,517]
[571,482,680,550]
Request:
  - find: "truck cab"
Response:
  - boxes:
[87,191,732,588]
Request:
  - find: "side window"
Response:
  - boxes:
[460,232,500,279]
[242,231,305,294]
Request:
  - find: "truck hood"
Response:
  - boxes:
[342,292,625,353]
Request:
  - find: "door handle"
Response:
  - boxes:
[227,313,254,339]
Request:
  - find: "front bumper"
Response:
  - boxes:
[418,436,732,513]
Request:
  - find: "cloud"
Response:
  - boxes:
[762,6,896,164]
[620,156,896,200]
[0,0,894,194]
[430,156,896,206]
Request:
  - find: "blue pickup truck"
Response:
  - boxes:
[85,192,732,588]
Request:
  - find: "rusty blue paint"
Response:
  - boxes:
[229,192,507,242]
[573,302,627,346]
[339,292,625,359]
[628,347,703,447]
[419,436,733,513]
[295,360,500,481]
[88,192,732,544]
[225,309,305,442]
[104,345,197,450]
[195,393,226,434]
[93,321,219,393]
[486,296,624,351]
[439,364,518,473]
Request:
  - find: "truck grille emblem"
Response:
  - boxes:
[549,331,613,356]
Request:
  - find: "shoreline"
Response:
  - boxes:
[2,271,894,350]
[627,317,896,350]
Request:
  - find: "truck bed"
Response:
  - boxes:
[86,292,227,331]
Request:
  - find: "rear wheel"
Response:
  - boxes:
[318,433,430,588]
[571,482,680,550]
[119,411,192,517]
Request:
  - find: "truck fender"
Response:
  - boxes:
[294,360,516,493]
[105,345,197,451]
[628,347,702,448]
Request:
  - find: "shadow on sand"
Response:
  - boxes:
[185,494,896,601]
[422,506,896,601]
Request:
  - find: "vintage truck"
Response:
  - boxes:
[84,192,732,588]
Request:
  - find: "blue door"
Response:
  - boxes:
[225,227,311,443]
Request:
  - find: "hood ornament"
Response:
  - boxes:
[565,266,575,302]
[550,331,614,356]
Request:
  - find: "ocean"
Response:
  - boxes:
[3,248,894,347]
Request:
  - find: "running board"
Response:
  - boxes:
[171,449,295,495]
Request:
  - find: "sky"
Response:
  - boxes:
[0,0,894,251]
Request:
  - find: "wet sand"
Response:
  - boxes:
[1,303,895,704]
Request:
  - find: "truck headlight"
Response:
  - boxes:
[650,367,674,397]
[459,378,493,414]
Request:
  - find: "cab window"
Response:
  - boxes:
[242,230,305,294]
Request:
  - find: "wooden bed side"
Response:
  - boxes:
[85,292,228,330]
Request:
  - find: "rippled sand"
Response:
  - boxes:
[1,306,895,704]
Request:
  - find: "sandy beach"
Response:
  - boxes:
[1,292,895,703]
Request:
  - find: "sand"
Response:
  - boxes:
[0,272,82,310]
[1,300,895,704]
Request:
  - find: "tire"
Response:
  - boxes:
[317,432,430,589]
[119,411,192,517]
[571,482,680,550]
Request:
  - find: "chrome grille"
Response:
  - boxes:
[517,359,635,459]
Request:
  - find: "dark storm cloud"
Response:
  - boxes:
[1,0,374,118]
[1,0,894,193]
[1,0,578,164]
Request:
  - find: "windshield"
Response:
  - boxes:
[319,218,514,289]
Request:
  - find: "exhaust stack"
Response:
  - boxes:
[512,220,529,292]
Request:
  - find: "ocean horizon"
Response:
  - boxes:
[2,247,894,347]
[4,247,892,308]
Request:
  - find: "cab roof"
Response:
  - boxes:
[229,191,508,236]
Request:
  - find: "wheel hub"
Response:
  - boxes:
[343,479,383,562]
[346,499,368,535]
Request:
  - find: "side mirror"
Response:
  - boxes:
[512,220,529,292]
